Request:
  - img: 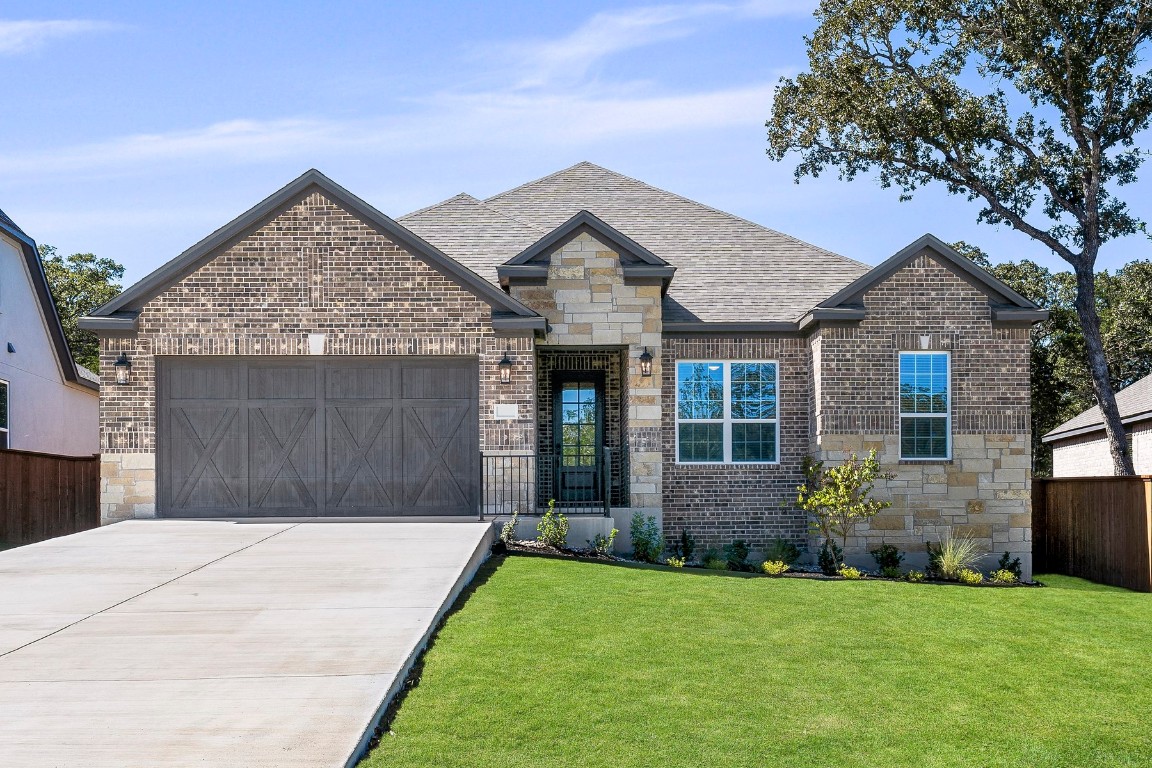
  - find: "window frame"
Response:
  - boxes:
[0,379,8,450]
[898,351,951,461]
[674,359,780,465]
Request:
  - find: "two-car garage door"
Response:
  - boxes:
[157,357,478,517]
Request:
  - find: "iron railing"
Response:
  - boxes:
[480,449,613,519]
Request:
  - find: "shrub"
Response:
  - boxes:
[838,564,863,580]
[588,528,618,555]
[763,537,801,565]
[958,568,984,585]
[906,569,926,583]
[928,532,984,580]
[880,566,903,579]
[989,568,1019,584]
[670,529,696,562]
[870,543,905,572]
[798,451,894,563]
[536,499,569,549]
[997,551,1023,581]
[665,556,685,568]
[817,539,843,576]
[630,513,665,563]
[702,550,727,570]
[762,560,789,576]
[724,539,753,571]
[499,510,520,544]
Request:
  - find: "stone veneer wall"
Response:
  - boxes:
[811,250,1033,576]
[99,191,536,523]
[509,231,663,524]
[660,336,812,553]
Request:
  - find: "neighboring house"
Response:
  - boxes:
[79,163,1044,575]
[0,209,99,456]
[1044,373,1152,476]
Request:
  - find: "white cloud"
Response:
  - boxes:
[0,19,121,54]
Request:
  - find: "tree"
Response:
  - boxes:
[39,245,124,372]
[797,450,893,574]
[767,0,1152,474]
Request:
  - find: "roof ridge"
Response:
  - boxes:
[485,161,869,270]
[399,192,479,220]
[401,190,547,234]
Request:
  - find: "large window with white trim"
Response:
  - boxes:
[899,352,950,459]
[676,361,778,463]
[0,380,8,450]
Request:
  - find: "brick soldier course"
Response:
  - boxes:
[82,163,1046,577]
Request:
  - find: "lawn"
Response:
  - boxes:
[364,555,1152,768]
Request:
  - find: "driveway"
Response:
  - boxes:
[0,519,493,768]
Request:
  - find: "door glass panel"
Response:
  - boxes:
[560,382,597,466]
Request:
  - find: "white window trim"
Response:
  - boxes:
[0,379,8,450]
[675,360,780,465]
[898,351,951,461]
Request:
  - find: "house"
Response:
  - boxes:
[1043,372,1152,476]
[0,208,99,455]
[79,163,1044,575]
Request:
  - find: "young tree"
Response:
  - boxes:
[767,0,1152,474]
[39,245,124,372]
[797,450,893,570]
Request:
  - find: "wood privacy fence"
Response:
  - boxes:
[0,449,100,547]
[1032,476,1152,592]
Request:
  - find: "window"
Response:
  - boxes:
[676,361,777,463]
[899,352,950,459]
[0,380,7,450]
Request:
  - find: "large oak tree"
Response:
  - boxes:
[767,0,1152,474]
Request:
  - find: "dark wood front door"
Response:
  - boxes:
[157,357,478,517]
[552,372,604,504]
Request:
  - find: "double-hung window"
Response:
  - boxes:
[0,380,7,450]
[899,352,950,459]
[676,361,777,463]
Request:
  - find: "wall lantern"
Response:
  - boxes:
[639,348,654,377]
[498,352,513,385]
[113,353,132,385]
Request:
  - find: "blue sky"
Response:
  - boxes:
[2,0,1148,285]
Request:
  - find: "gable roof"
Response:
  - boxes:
[1043,373,1152,442]
[80,170,540,330]
[402,161,871,324]
[807,234,1047,327]
[0,209,98,392]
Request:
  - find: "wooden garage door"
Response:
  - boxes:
[157,357,478,517]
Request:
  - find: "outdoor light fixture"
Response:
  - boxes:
[113,353,132,385]
[639,348,653,377]
[498,352,513,385]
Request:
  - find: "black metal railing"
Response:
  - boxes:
[480,449,613,519]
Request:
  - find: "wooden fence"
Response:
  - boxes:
[0,448,100,547]
[1033,476,1152,592]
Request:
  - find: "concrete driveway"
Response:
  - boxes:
[0,519,493,768]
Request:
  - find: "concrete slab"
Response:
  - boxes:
[0,518,493,768]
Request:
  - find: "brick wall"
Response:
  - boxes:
[1051,421,1152,476]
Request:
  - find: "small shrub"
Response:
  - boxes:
[630,513,665,563]
[763,537,801,565]
[958,568,984,585]
[762,559,789,576]
[665,556,685,568]
[536,499,569,549]
[817,539,843,576]
[989,568,1019,584]
[880,566,903,579]
[997,551,1023,581]
[588,528,618,555]
[670,529,696,562]
[928,532,984,580]
[724,539,753,571]
[702,550,727,570]
[838,564,863,580]
[870,543,905,572]
[906,569,926,583]
[499,510,520,544]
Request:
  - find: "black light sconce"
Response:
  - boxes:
[498,352,513,385]
[113,353,132,385]
[639,347,653,377]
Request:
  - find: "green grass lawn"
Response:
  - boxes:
[364,555,1152,768]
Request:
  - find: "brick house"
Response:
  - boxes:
[79,163,1044,575]
[1044,372,1152,476]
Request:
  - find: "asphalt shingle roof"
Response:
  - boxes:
[1045,373,1152,440]
[401,162,870,323]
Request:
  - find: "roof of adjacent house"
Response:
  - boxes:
[0,208,98,392]
[1043,373,1152,442]
[401,162,872,324]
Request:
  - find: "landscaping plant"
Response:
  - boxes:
[702,551,727,570]
[906,569,926,583]
[499,510,520,544]
[536,499,569,549]
[763,537,801,565]
[838,564,863,580]
[989,569,1019,585]
[958,568,985,586]
[927,532,985,581]
[723,539,753,572]
[762,560,789,576]
[797,451,893,572]
[670,528,696,563]
[870,543,905,578]
[588,528,618,555]
[665,556,685,568]
[816,539,843,577]
[630,513,665,563]
[998,551,1024,581]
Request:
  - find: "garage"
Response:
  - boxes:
[157,357,479,516]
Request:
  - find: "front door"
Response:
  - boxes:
[552,373,604,504]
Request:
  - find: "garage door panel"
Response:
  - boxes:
[401,365,472,400]
[163,362,240,401]
[248,365,317,400]
[326,365,394,399]
[326,405,394,512]
[166,407,245,511]
[248,407,319,511]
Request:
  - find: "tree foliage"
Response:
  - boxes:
[797,450,894,554]
[768,0,1152,473]
[39,245,124,372]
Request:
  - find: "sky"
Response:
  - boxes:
[1,0,1149,286]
